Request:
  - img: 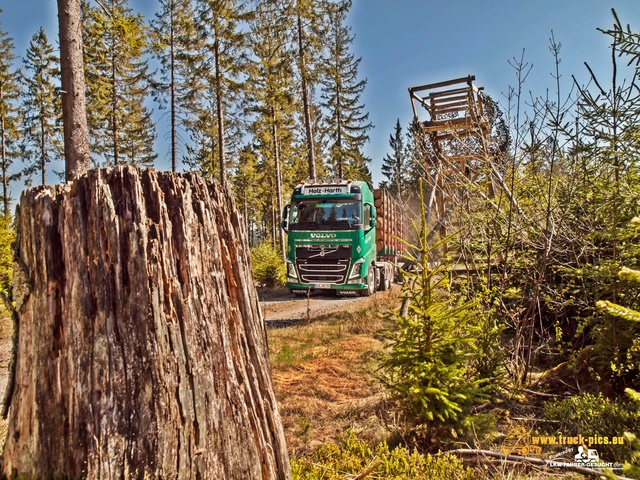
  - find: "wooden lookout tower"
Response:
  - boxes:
[409,75,492,254]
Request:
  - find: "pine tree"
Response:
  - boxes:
[192,0,250,184]
[20,27,62,186]
[0,12,21,214]
[183,96,219,178]
[84,0,156,167]
[150,0,201,172]
[566,13,640,390]
[248,0,298,257]
[292,0,326,179]
[404,117,431,190]
[231,144,262,243]
[320,0,372,181]
[380,119,409,196]
[378,179,488,434]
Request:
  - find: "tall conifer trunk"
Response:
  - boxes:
[1,88,7,215]
[296,6,316,179]
[57,0,90,182]
[214,37,226,184]
[170,0,177,172]
[272,106,285,261]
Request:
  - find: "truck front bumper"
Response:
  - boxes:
[285,281,365,292]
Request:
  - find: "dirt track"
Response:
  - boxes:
[260,291,369,326]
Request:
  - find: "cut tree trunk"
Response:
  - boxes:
[2,166,291,479]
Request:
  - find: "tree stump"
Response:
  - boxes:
[2,166,291,479]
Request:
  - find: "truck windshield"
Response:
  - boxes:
[289,199,361,230]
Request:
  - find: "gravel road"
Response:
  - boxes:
[260,291,369,327]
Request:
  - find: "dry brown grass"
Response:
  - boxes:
[268,289,587,479]
[268,288,400,457]
[0,304,12,452]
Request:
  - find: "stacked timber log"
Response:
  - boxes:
[2,166,291,479]
[373,189,405,260]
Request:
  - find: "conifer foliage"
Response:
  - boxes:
[0,0,376,264]
[20,27,61,186]
[293,0,326,179]
[84,0,156,166]
[247,0,298,256]
[378,180,488,433]
[150,0,201,172]
[0,13,21,214]
[189,0,250,183]
[380,119,411,197]
[321,0,372,181]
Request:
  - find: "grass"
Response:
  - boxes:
[0,304,12,453]
[267,288,614,479]
[267,288,398,457]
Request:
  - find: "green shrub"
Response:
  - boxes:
[291,430,475,480]
[543,392,639,461]
[250,239,285,287]
[0,213,13,297]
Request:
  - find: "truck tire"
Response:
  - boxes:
[362,264,375,297]
[379,269,388,291]
[385,266,393,290]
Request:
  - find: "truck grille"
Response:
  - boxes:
[295,245,352,284]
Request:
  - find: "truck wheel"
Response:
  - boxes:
[362,264,375,297]
[385,270,392,290]
[379,270,388,291]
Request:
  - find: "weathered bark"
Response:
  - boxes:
[57,0,91,182]
[2,166,291,479]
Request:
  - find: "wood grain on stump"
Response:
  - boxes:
[2,166,291,479]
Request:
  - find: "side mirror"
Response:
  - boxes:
[281,205,289,232]
[370,217,376,229]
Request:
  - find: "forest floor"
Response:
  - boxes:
[266,287,590,479]
[264,287,397,458]
[0,289,595,478]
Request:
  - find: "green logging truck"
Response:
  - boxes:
[281,179,405,296]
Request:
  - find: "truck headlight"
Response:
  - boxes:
[286,261,298,280]
[349,259,364,279]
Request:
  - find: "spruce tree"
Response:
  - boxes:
[380,119,409,196]
[183,97,219,178]
[0,12,21,214]
[569,14,640,389]
[84,0,156,167]
[248,0,298,257]
[320,0,372,181]
[231,144,262,243]
[404,117,431,191]
[192,0,250,184]
[378,179,488,435]
[292,0,326,179]
[20,27,62,186]
[150,0,201,172]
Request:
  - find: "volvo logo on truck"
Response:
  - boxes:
[310,233,337,239]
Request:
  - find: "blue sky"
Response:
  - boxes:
[1,0,640,191]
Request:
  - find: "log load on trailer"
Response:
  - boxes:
[281,179,406,296]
